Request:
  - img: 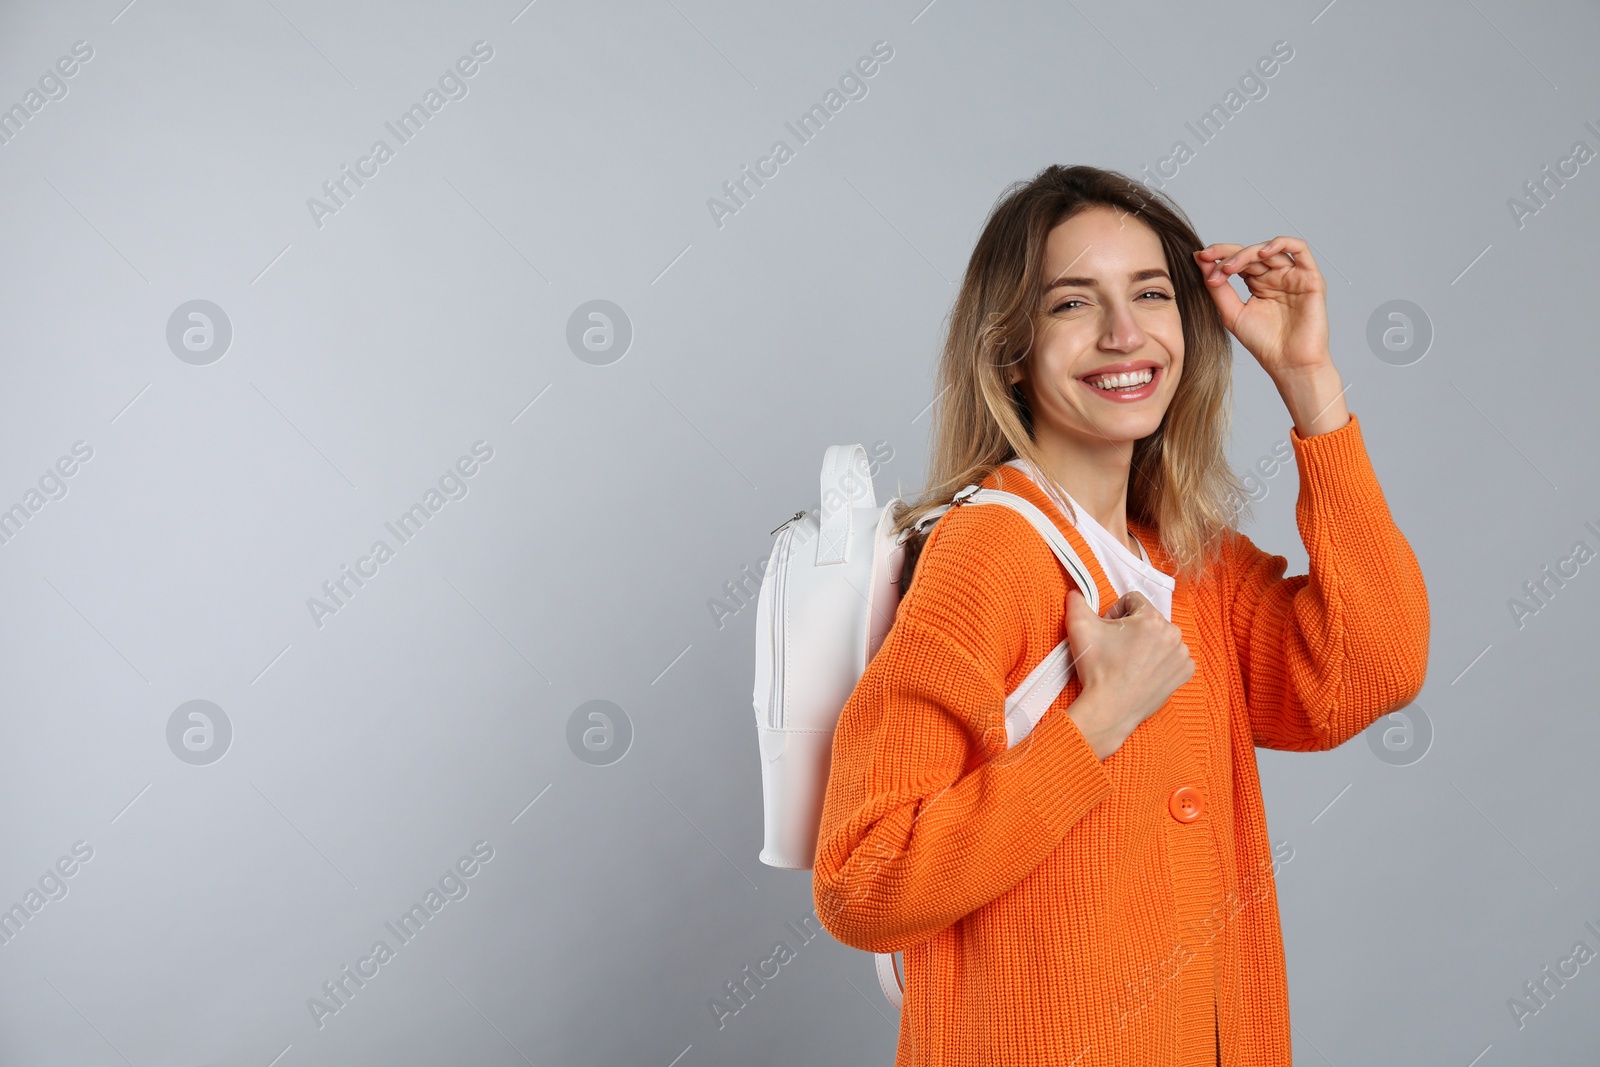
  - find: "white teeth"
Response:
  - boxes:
[1085,368,1154,390]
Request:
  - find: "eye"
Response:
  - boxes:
[1049,290,1172,314]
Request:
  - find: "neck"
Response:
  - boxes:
[1027,429,1137,553]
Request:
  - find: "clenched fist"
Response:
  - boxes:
[1063,588,1195,760]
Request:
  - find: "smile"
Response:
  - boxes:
[1078,365,1161,401]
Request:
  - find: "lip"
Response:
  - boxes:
[1078,359,1161,379]
[1078,362,1163,402]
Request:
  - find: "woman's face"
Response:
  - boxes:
[1011,205,1185,449]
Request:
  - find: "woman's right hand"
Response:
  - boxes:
[1063,588,1195,760]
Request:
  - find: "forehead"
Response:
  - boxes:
[1041,206,1165,276]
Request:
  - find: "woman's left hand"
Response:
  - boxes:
[1193,236,1331,377]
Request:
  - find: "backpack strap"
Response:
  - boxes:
[816,444,874,565]
[873,486,1104,1010]
[957,487,1101,746]
[874,949,904,1006]
[911,485,1100,613]
[957,488,1099,614]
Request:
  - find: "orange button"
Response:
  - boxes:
[1169,786,1205,823]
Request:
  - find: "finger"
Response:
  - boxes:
[1229,236,1315,277]
[1257,235,1317,275]
[1111,591,1150,619]
[1215,240,1279,275]
[1192,245,1242,288]
[1196,252,1248,328]
[1232,246,1296,279]
[1193,243,1245,266]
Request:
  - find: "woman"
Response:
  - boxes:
[810,165,1430,1067]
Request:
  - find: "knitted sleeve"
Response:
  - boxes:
[1225,411,1431,752]
[811,502,1115,954]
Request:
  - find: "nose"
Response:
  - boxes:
[1098,300,1147,353]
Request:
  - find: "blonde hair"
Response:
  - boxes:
[893,164,1251,588]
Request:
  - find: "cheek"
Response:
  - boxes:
[1160,325,1185,366]
[1158,336,1184,383]
[1029,336,1081,389]
[1032,364,1078,403]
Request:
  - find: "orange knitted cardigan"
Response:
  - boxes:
[811,411,1430,1067]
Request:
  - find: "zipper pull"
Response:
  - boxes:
[770,510,806,536]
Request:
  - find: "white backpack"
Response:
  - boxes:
[750,442,1102,1008]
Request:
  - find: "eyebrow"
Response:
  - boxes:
[1044,268,1171,292]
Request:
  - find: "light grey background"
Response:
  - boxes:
[1,0,1596,1064]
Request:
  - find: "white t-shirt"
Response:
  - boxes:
[1004,458,1176,623]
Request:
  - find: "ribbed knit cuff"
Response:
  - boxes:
[1289,410,1384,510]
[1000,699,1115,837]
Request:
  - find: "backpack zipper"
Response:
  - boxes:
[766,518,801,729]
[770,510,806,536]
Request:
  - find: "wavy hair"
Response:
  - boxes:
[892,164,1251,588]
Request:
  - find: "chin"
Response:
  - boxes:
[1071,401,1172,443]
[1111,417,1166,444]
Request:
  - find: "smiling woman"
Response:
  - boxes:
[811,164,1430,1067]
[891,175,1248,584]
[1007,207,1193,558]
